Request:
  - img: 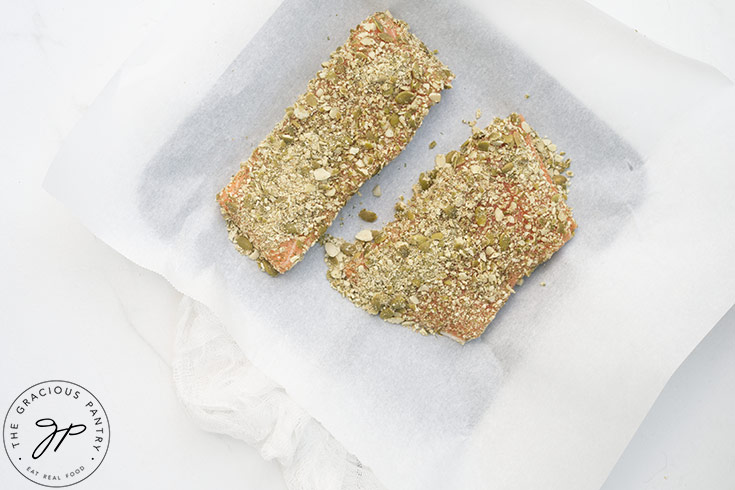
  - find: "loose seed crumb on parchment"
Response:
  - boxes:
[359,209,378,222]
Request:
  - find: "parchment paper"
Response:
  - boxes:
[45,0,735,488]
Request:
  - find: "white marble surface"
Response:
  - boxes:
[0,1,287,488]
[0,1,732,489]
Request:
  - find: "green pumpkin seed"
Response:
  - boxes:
[373,17,385,32]
[475,208,487,226]
[371,292,389,310]
[390,295,408,312]
[340,242,356,256]
[418,172,433,190]
[259,260,279,277]
[445,150,459,164]
[358,209,378,222]
[372,230,386,243]
[305,93,318,107]
[552,175,567,185]
[379,307,395,319]
[395,91,415,104]
[235,235,253,253]
[498,234,510,251]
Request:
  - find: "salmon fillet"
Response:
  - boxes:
[325,114,576,343]
[217,11,454,275]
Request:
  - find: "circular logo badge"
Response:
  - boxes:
[3,380,110,487]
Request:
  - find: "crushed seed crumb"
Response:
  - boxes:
[325,242,340,257]
[355,229,374,241]
[314,168,331,180]
[429,140,437,149]
[372,184,382,197]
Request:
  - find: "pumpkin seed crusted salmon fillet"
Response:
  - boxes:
[217,11,454,275]
[325,114,576,343]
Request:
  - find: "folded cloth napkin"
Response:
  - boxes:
[172,297,385,490]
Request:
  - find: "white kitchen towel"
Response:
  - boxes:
[44,0,735,488]
[172,297,385,490]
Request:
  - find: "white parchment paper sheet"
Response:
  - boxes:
[45,0,735,488]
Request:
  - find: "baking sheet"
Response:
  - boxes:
[44,0,735,488]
